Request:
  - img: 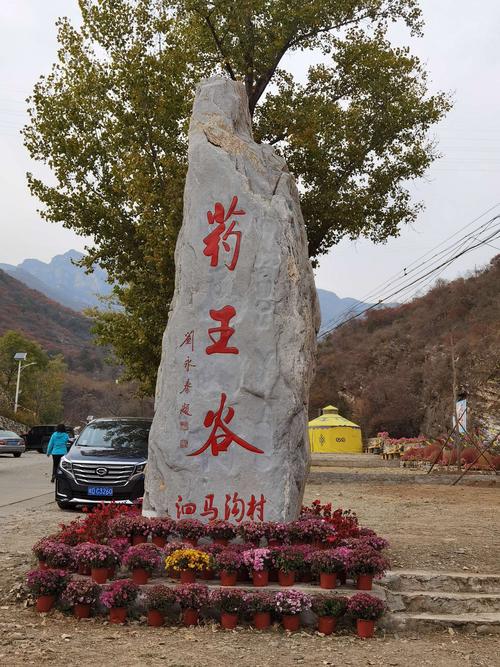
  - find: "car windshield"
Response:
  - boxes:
[77,421,150,456]
[0,431,18,438]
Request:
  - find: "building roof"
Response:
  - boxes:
[308,405,360,429]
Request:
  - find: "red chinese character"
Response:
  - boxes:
[184,357,196,371]
[206,305,239,355]
[188,393,264,457]
[180,438,188,448]
[180,330,195,351]
[246,494,266,521]
[175,495,196,518]
[200,494,219,521]
[180,403,192,416]
[180,379,192,395]
[224,492,246,523]
[203,196,245,271]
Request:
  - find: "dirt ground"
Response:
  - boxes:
[0,468,499,666]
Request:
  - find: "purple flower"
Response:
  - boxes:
[100,579,139,609]
[347,593,386,620]
[62,579,100,606]
[26,569,68,597]
[122,543,162,573]
[174,583,209,610]
[209,588,246,613]
[273,590,312,615]
[73,542,119,568]
[242,548,271,572]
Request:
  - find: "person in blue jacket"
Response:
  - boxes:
[46,424,69,483]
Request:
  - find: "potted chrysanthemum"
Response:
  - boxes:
[122,543,162,584]
[347,592,386,638]
[244,591,275,630]
[62,579,100,619]
[238,521,266,546]
[32,539,73,571]
[205,519,237,546]
[242,548,272,587]
[165,548,211,583]
[144,584,177,626]
[100,579,139,624]
[271,546,305,587]
[273,590,312,632]
[213,549,244,586]
[310,549,346,589]
[175,583,209,626]
[210,588,246,629]
[311,595,348,635]
[73,542,119,584]
[349,545,388,590]
[175,519,205,546]
[26,569,68,612]
[150,517,176,547]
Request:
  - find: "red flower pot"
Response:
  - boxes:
[182,608,199,626]
[253,611,271,630]
[38,559,47,570]
[220,612,238,629]
[318,615,337,635]
[180,569,196,584]
[356,574,373,591]
[252,570,269,587]
[147,609,165,627]
[356,618,375,638]
[91,567,108,584]
[214,538,229,546]
[282,614,300,632]
[36,595,55,613]
[152,535,167,548]
[109,607,127,624]
[132,567,150,585]
[132,534,148,546]
[220,570,237,586]
[320,572,337,590]
[278,571,296,587]
[74,603,91,619]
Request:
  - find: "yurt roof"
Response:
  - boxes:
[308,407,360,429]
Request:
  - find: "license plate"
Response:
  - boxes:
[88,486,113,497]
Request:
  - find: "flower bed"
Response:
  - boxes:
[25,500,389,637]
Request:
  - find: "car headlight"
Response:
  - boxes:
[134,463,147,474]
[60,458,73,473]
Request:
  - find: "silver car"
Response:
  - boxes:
[0,430,26,457]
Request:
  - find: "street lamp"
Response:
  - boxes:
[13,352,37,413]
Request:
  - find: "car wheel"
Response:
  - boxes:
[57,500,71,510]
[37,448,43,453]
[13,453,21,458]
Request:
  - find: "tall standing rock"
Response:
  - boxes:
[143,77,320,522]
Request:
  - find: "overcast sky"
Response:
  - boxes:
[0,1,499,301]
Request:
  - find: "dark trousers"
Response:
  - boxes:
[52,455,63,479]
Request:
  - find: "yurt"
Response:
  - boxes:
[308,405,363,453]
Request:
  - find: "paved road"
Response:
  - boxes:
[0,451,54,515]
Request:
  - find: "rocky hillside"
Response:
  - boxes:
[311,256,500,439]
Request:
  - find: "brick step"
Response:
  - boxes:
[382,570,500,594]
[382,611,500,635]
[386,590,500,614]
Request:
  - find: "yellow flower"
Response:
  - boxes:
[164,549,211,572]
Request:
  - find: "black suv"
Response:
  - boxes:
[23,425,75,453]
[55,418,151,510]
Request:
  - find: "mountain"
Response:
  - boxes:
[311,256,500,440]
[316,288,399,333]
[0,268,93,361]
[0,250,112,312]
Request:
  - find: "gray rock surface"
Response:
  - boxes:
[143,77,320,522]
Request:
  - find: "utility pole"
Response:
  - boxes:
[450,334,461,471]
[13,352,37,413]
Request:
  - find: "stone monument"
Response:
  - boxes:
[143,77,320,522]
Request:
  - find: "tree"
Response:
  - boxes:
[0,331,66,423]
[24,0,450,393]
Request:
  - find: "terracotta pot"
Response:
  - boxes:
[91,567,108,584]
[320,572,337,590]
[356,618,375,638]
[213,538,229,546]
[36,595,55,613]
[147,609,165,627]
[152,535,167,548]
[220,612,238,629]
[132,567,150,585]
[356,574,373,591]
[318,615,337,635]
[109,607,127,624]
[180,569,196,584]
[220,570,237,586]
[252,570,269,587]
[132,534,148,546]
[182,608,199,626]
[278,571,295,587]
[38,559,47,570]
[253,611,271,630]
[282,614,300,632]
[74,603,91,619]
